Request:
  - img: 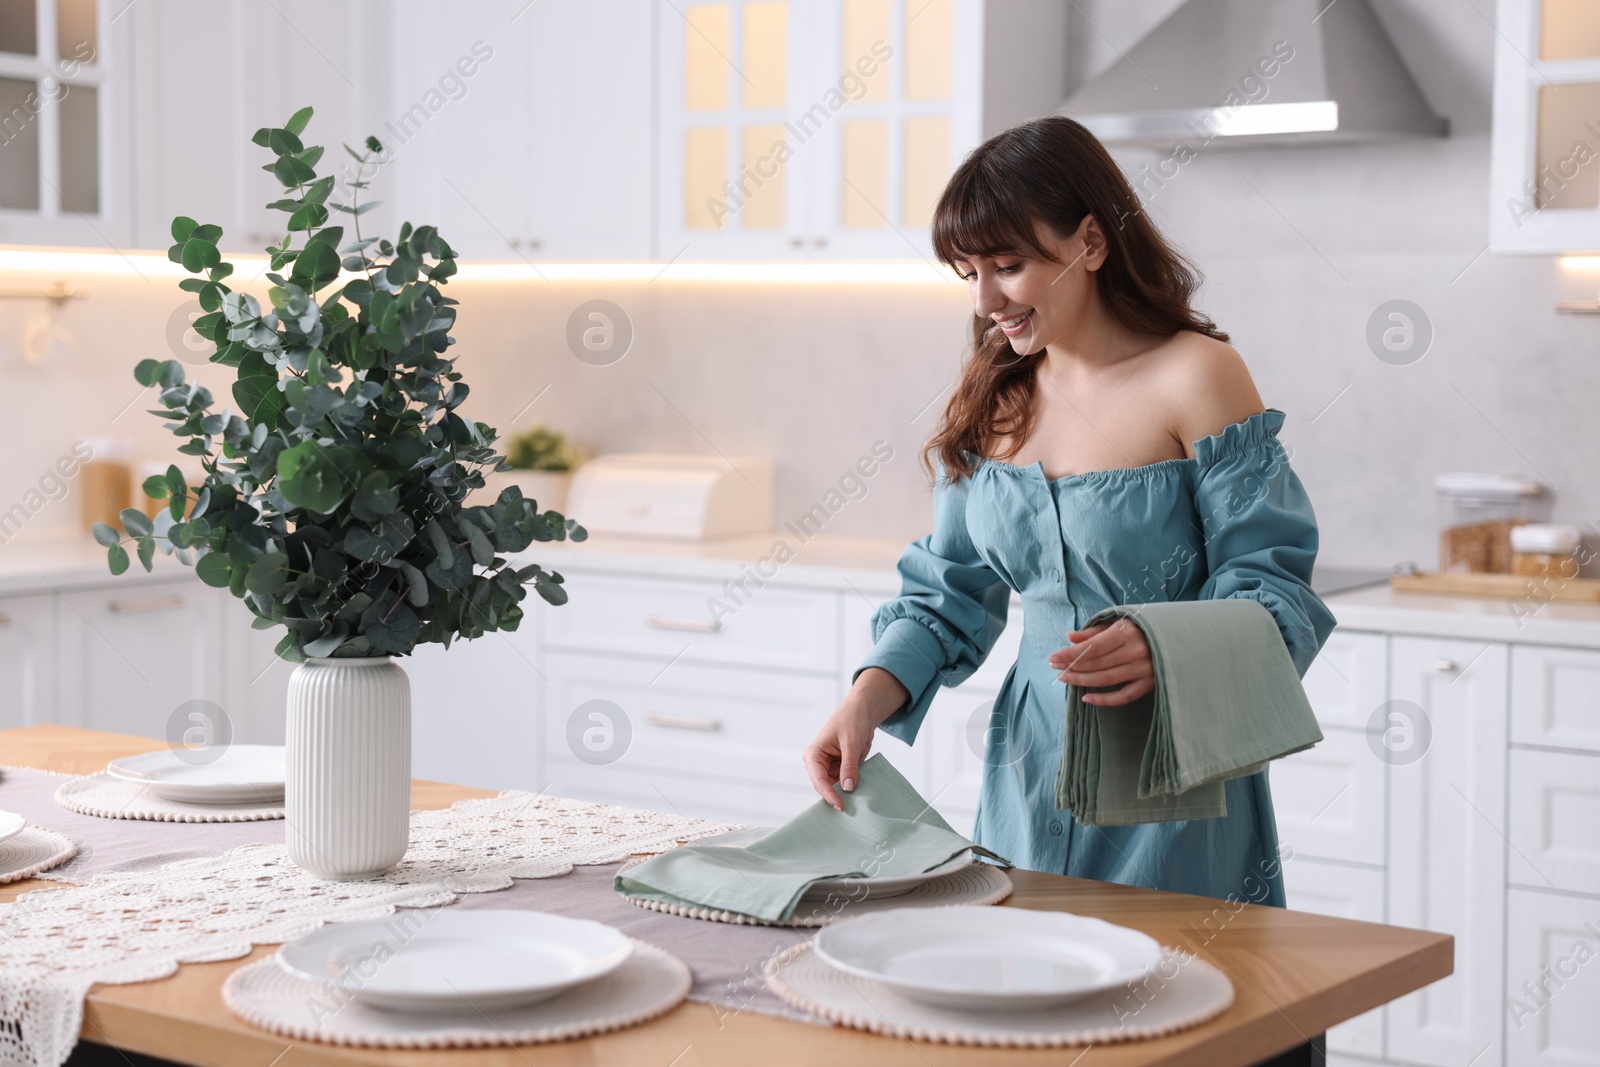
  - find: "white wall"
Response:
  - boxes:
[1,0,1595,575]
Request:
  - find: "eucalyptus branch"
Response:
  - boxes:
[91,105,586,660]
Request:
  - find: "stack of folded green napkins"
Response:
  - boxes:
[615,753,1010,922]
[1056,598,1323,826]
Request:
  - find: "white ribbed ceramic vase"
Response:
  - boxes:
[285,656,411,880]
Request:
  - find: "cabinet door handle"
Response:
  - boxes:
[0,614,11,628]
[644,614,721,633]
[1433,657,1458,672]
[647,714,721,732]
[108,594,185,615]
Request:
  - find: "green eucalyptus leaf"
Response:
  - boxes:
[284,106,314,136]
[91,521,120,547]
[245,551,289,595]
[119,508,152,538]
[107,544,130,575]
[276,442,362,514]
[133,358,163,386]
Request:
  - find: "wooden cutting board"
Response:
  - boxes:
[1390,570,1600,601]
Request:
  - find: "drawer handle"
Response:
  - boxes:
[109,594,186,615]
[644,614,721,634]
[0,614,10,628]
[647,714,722,732]
[1433,658,1458,672]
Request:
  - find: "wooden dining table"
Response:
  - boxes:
[1,724,1452,1066]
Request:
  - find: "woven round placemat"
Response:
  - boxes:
[222,939,690,1048]
[54,773,284,822]
[617,857,1014,926]
[766,940,1234,1047]
[0,826,78,884]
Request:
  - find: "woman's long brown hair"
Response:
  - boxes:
[922,116,1228,484]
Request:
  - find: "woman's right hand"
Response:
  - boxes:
[802,667,908,811]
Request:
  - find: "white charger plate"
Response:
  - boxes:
[0,809,25,844]
[691,827,975,900]
[277,910,634,1013]
[106,745,286,804]
[814,905,1164,1010]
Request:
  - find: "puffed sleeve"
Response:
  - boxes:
[850,460,1011,746]
[1192,408,1336,678]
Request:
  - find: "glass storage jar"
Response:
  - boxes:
[1510,523,1582,579]
[1433,472,1550,574]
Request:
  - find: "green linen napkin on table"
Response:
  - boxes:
[1055,598,1323,826]
[614,753,1011,922]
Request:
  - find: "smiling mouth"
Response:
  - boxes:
[997,309,1034,333]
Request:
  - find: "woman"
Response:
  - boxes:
[801,116,1337,907]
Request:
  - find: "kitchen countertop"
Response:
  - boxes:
[13,529,1600,648]
[0,533,191,595]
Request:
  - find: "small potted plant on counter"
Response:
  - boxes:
[92,106,585,881]
[480,424,583,515]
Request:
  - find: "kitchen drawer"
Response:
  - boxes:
[542,649,905,799]
[1269,726,1386,868]
[544,759,818,825]
[546,571,838,673]
[1302,630,1387,730]
[1505,888,1600,1067]
[1280,855,1386,1058]
[1511,644,1600,753]
[0,594,57,730]
[1508,748,1600,896]
[842,589,1023,692]
[56,579,224,741]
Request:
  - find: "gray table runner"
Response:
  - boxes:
[0,764,817,1023]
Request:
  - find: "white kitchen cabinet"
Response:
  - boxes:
[1490,0,1600,253]
[1510,644,1600,753]
[1507,747,1600,896]
[919,681,996,833]
[1386,636,1509,1067]
[655,0,1066,260]
[1504,888,1600,1067]
[0,594,57,730]
[550,569,840,674]
[55,577,224,740]
[220,597,294,746]
[1301,629,1389,730]
[408,628,542,793]
[1269,725,1386,869]
[541,648,836,822]
[385,0,655,262]
[0,0,135,248]
[128,0,398,252]
[1280,854,1388,1059]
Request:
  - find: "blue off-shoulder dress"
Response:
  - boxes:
[852,407,1337,907]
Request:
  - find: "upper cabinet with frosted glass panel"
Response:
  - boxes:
[657,0,1066,261]
[1491,0,1600,252]
[0,0,131,247]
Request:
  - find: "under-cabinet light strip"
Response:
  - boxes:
[0,247,961,285]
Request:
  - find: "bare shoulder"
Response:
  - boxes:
[1147,332,1265,454]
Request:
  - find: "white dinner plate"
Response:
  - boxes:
[277,910,633,1012]
[690,826,975,900]
[814,905,1164,1010]
[0,809,25,844]
[105,745,286,804]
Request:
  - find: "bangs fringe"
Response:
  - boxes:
[931,156,1061,269]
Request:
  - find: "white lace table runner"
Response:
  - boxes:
[0,790,737,1067]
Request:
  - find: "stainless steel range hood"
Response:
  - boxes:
[1057,0,1446,149]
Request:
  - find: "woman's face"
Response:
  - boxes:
[952,215,1105,355]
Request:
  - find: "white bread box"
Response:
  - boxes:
[565,453,774,540]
